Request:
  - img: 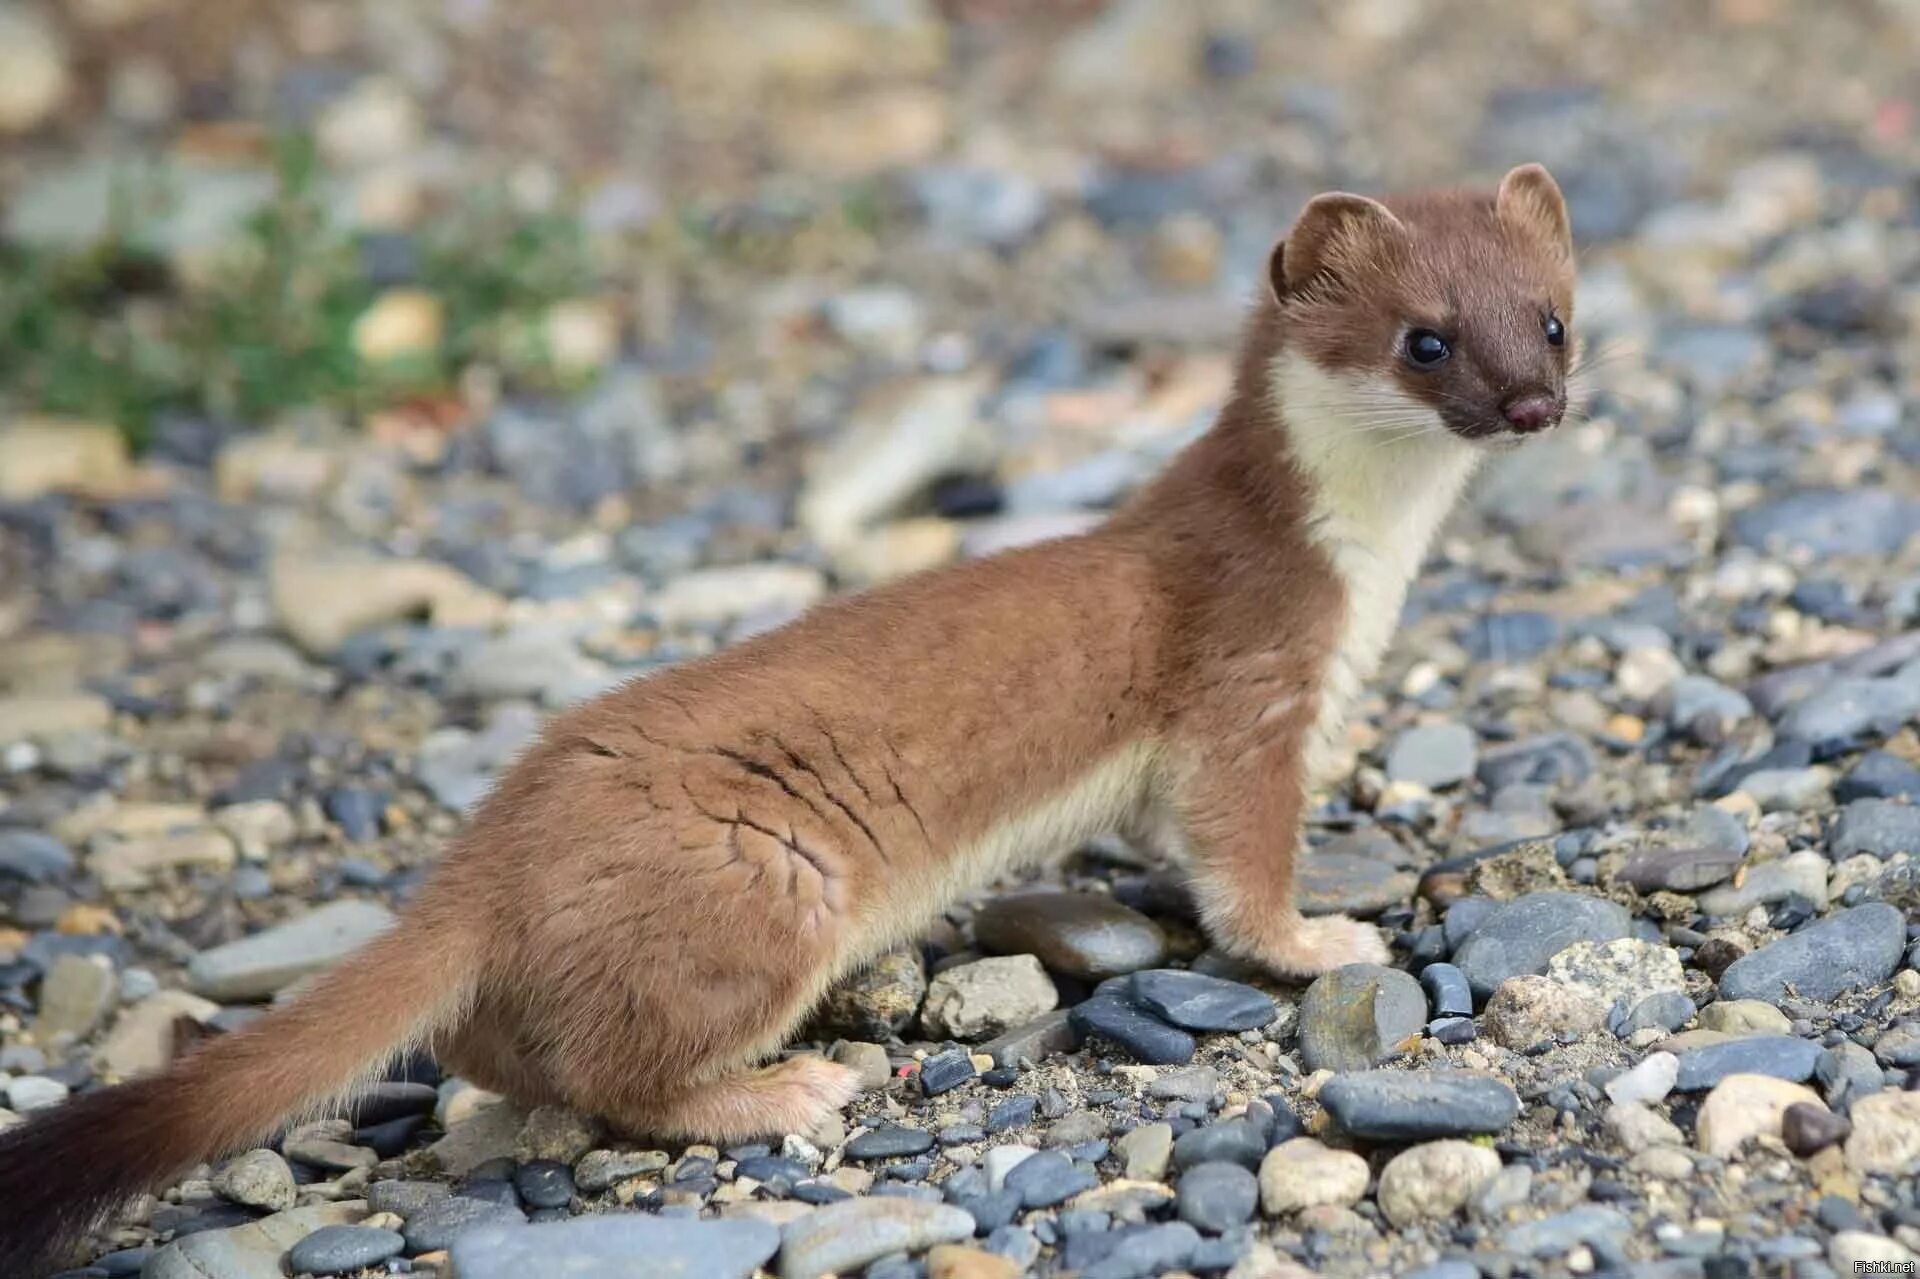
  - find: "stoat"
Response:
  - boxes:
[0,164,1577,1274]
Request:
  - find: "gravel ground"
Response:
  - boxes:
[4,2,1920,1278]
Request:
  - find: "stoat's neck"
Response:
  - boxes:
[1268,348,1481,781]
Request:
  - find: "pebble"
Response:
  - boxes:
[1830,797,1920,857]
[1296,963,1426,1072]
[1068,996,1195,1065]
[1002,1150,1096,1207]
[1545,938,1686,1010]
[920,955,1059,1040]
[1419,963,1473,1019]
[1500,1206,1632,1259]
[1172,1117,1266,1171]
[284,1224,406,1276]
[1696,1074,1825,1156]
[778,1197,974,1279]
[401,1195,527,1251]
[573,1149,670,1192]
[1696,850,1830,915]
[812,949,926,1039]
[1385,722,1478,787]
[1697,999,1791,1035]
[1781,1100,1850,1156]
[973,890,1168,980]
[1605,1052,1679,1106]
[1717,903,1906,1003]
[1295,838,1418,917]
[0,829,76,883]
[187,900,396,1001]
[919,1049,978,1097]
[1482,975,1608,1049]
[1256,1138,1368,1215]
[1452,892,1632,1000]
[34,952,117,1041]
[145,1203,364,1279]
[1115,1122,1173,1181]
[926,1243,1020,1279]
[450,1215,779,1279]
[212,1149,295,1212]
[1672,1035,1823,1090]
[5,1075,67,1112]
[1837,751,1920,802]
[1126,969,1276,1031]
[1176,1161,1258,1233]
[1376,1140,1502,1226]
[1316,1071,1521,1140]
[846,1125,936,1160]
[1841,1089,1920,1175]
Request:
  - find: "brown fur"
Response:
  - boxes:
[0,165,1577,1275]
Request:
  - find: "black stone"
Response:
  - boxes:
[1673,1036,1823,1091]
[986,1096,1038,1133]
[1127,970,1276,1032]
[400,1196,526,1252]
[286,1225,407,1276]
[920,1049,977,1097]
[1172,1117,1266,1171]
[1175,1161,1258,1234]
[1318,1070,1521,1140]
[1420,963,1473,1018]
[845,1125,936,1160]
[1069,997,1195,1065]
[1002,1151,1098,1208]
[512,1161,576,1210]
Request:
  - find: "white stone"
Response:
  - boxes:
[1376,1140,1501,1226]
[1258,1138,1368,1216]
[1695,1074,1823,1157]
[920,955,1058,1041]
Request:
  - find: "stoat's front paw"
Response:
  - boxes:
[1253,913,1389,978]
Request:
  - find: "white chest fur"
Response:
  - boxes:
[1269,351,1480,785]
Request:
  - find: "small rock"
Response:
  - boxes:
[1781,1101,1850,1157]
[1316,1071,1520,1140]
[776,1195,974,1279]
[285,1224,406,1276]
[188,900,396,1001]
[1296,964,1426,1072]
[829,1041,893,1092]
[919,1049,977,1097]
[1069,997,1194,1065]
[0,830,76,883]
[1483,975,1608,1049]
[846,1125,936,1161]
[1385,723,1478,788]
[0,419,125,500]
[1604,1052,1679,1106]
[1717,903,1906,1003]
[812,949,926,1039]
[1376,1140,1501,1227]
[1500,1206,1632,1259]
[1831,798,1920,858]
[1115,1122,1173,1181]
[1696,1074,1824,1157]
[921,955,1059,1041]
[402,1195,526,1252]
[573,1149,670,1193]
[213,1149,295,1212]
[1673,1035,1822,1091]
[1127,970,1276,1031]
[974,890,1168,980]
[1176,1161,1258,1234]
[1452,892,1632,1000]
[1697,1000,1791,1035]
[1002,1150,1096,1208]
[33,952,116,1041]
[450,1214,779,1279]
[1842,1089,1920,1175]
[1546,938,1686,1010]
[1696,850,1830,915]
[144,1202,364,1279]
[1256,1138,1368,1215]
[1605,1101,1685,1149]
[1419,963,1473,1019]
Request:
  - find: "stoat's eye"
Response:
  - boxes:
[1405,329,1451,368]
[1545,314,1566,347]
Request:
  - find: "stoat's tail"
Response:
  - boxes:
[0,901,479,1277]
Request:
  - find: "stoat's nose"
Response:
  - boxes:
[1501,393,1559,433]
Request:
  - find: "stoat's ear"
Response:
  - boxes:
[1496,162,1573,260]
[1268,192,1406,299]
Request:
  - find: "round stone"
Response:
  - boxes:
[973,890,1168,981]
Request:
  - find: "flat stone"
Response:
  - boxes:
[1126,970,1275,1032]
[1673,1035,1823,1091]
[1831,798,1920,858]
[145,1202,365,1279]
[974,890,1168,981]
[1172,1117,1266,1171]
[1717,904,1906,1003]
[1500,1206,1632,1258]
[921,955,1059,1041]
[846,1125,936,1160]
[1317,1071,1521,1140]
[33,952,116,1041]
[1385,722,1478,788]
[1002,1150,1097,1207]
[1452,892,1632,1000]
[188,900,397,1001]
[919,1049,977,1097]
[1697,1000,1792,1035]
[778,1196,975,1279]
[450,1214,779,1279]
[285,1224,406,1276]
[1837,751,1920,802]
[981,1010,1080,1068]
[1696,851,1830,916]
[402,1195,526,1251]
[1294,849,1417,918]
[572,1149,670,1193]
[1115,1122,1173,1181]
[1546,937,1686,1010]
[1296,964,1427,1072]
[1069,997,1194,1065]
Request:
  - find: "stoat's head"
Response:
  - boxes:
[1268,163,1577,445]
